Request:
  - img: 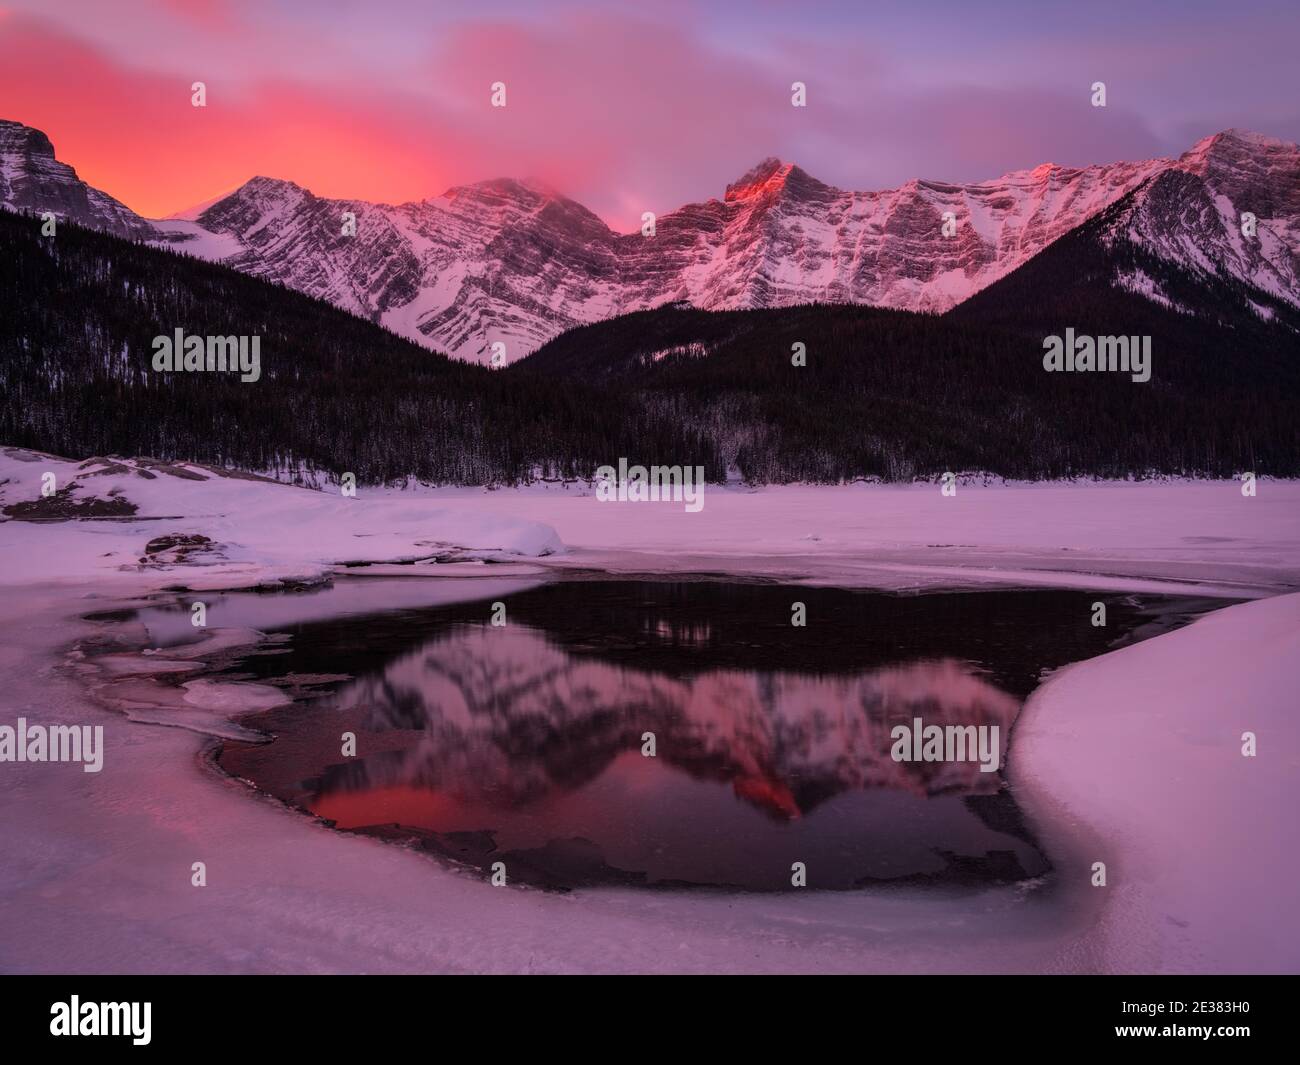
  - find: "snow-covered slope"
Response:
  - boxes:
[3,118,1297,363]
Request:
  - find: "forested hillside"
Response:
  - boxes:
[3,206,1297,483]
[0,210,717,484]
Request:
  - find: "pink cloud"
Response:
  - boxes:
[0,8,1182,229]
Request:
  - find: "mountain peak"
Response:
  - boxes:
[725,158,801,202]
[204,176,312,215]
[1181,128,1297,164]
[240,175,309,196]
[445,176,555,202]
[0,118,155,240]
[0,118,55,157]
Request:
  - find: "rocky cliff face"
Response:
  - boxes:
[0,119,156,240]
[1106,130,1300,311]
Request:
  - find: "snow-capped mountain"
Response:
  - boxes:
[3,117,1297,363]
[0,119,155,241]
[157,154,1174,363]
[1105,130,1300,312]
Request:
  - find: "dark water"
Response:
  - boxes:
[122,579,1223,891]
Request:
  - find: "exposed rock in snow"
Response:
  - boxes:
[0,447,564,590]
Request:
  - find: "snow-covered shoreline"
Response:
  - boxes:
[2,447,1297,972]
[4,447,1299,597]
[416,477,1300,597]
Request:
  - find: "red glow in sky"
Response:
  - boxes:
[2,1,1296,229]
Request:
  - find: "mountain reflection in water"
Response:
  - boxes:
[226,626,1038,890]
[215,580,1210,890]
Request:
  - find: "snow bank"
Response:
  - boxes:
[1011,592,1300,973]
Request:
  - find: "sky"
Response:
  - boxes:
[1,0,1297,230]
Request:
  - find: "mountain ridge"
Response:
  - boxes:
[2,117,1298,363]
